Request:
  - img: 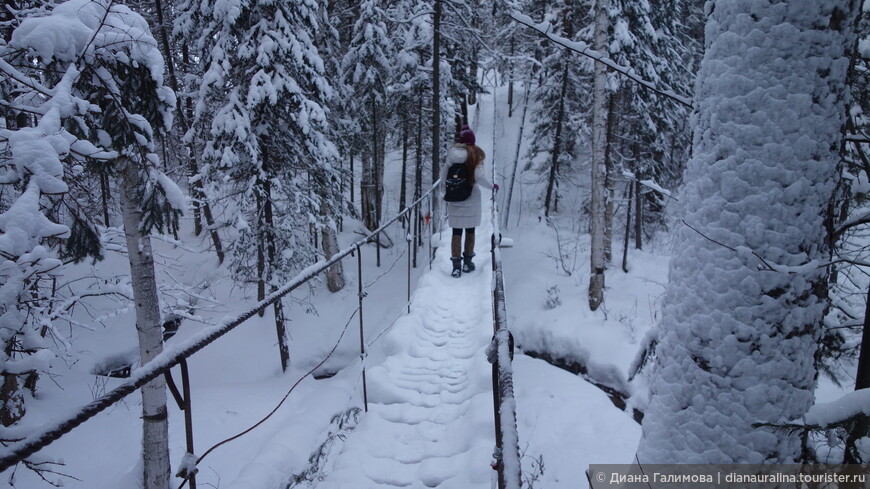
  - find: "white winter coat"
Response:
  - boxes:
[440,144,494,229]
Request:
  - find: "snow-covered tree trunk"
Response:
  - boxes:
[321,200,345,292]
[637,0,857,464]
[118,157,170,489]
[588,0,609,312]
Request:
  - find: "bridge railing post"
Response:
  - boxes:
[357,244,369,412]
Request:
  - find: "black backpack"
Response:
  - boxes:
[444,162,472,202]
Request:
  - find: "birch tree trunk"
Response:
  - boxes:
[588,0,609,312]
[118,157,170,489]
[321,200,345,292]
[637,0,856,463]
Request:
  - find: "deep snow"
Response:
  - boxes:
[0,84,774,489]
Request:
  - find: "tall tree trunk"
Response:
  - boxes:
[372,93,383,226]
[604,88,620,263]
[507,37,515,118]
[361,153,377,232]
[400,111,409,220]
[255,176,266,314]
[633,137,642,251]
[588,0,609,312]
[845,282,870,462]
[504,78,532,229]
[545,64,569,218]
[261,170,288,371]
[153,0,223,263]
[622,181,632,274]
[637,0,856,463]
[350,152,355,213]
[321,199,345,293]
[431,0,442,233]
[100,171,111,227]
[118,157,170,489]
[415,88,424,255]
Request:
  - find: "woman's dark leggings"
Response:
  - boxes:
[451,228,475,257]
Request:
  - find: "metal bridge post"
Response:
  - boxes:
[376,232,381,268]
[407,224,412,314]
[428,195,434,269]
[412,203,419,269]
[180,359,197,489]
[357,245,369,412]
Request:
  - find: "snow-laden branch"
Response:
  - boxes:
[833,209,870,240]
[805,388,870,427]
[509,11,694,109]
[621,171,677,201]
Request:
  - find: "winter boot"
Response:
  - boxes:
[462,252,476,273]
[462,232,476,273]
[451,257,463,278]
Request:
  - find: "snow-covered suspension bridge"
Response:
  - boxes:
[319,195,508,489]
[0,178,522,489]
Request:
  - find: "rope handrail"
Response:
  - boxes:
[490,176,522,488]
[0,180,441,472]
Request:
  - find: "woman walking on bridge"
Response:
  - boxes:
[441,125,498,278]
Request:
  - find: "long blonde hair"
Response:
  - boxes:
[465,144,485,185]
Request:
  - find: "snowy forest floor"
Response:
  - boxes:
[4,87,849,489]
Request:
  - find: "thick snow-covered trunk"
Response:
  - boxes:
[637,0,856,463]
[118,157,170,489]
[588,0,609,311]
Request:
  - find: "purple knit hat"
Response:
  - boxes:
[457,125,475,145]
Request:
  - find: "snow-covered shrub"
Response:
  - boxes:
[545,284,561,310]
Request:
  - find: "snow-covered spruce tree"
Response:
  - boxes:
[311,2,346,293]
[637,0,857,463]
[390,0,433,215]
[389,0,441,253]
[609,0,698,251]
[341,0,394,232]
[596,0,698,261]
[819,6,870,462]
[439,0,485,127]
[524,0,590,218]
[489,0,529,118]
[191,0,339,370]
